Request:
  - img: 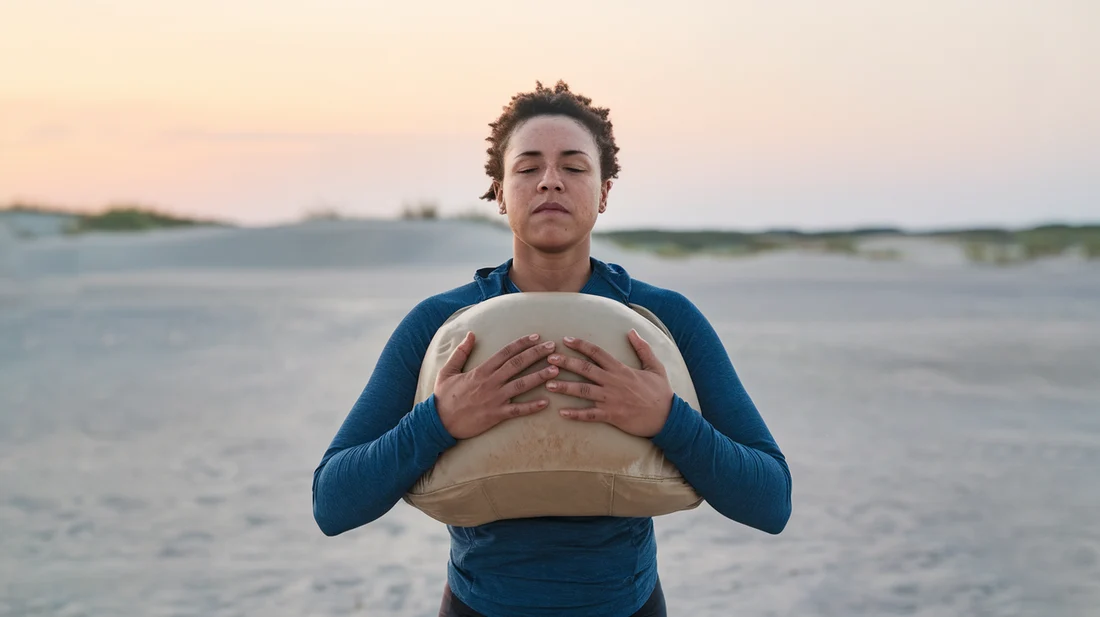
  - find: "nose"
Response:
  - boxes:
[537,168,565,193]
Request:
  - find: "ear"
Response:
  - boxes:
[599,179,613,212]
[494,181,504,208]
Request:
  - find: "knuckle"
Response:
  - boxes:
[581,361,594,374]
[511,376,526,394]
[509,355,524,370]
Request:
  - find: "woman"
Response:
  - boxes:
[312,81,792,617]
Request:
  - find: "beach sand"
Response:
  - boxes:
[2,220,1098,616]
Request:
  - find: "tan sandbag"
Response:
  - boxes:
[403,292,702,526]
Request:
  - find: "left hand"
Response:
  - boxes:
[545,329,674,438]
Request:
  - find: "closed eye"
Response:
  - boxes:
[516,167,585,174]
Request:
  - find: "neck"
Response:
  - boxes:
[508,237,593,293]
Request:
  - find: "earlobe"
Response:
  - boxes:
[599,180,612,213]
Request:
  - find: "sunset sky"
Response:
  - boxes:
[2,1,1097,230]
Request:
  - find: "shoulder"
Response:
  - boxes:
[628,277,704,323]
[377,280,487,369]
[400,281,485,334]
[625,276,722,357]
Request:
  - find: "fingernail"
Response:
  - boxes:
[559,409,573,418]
[529,333,539,340]
[563,336,575,343]
[549,354,561,362]
[542,341,554,349]
[546,381,558,390]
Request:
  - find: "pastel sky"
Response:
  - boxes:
[2,0,1097,230]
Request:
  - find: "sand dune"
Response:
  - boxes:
[4,219,540,277]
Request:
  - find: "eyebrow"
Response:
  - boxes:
[513,149,592,160]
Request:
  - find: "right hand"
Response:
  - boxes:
[434,332,560,440]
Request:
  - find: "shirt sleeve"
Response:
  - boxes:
[650,293,792,534]
[312,300,458,536]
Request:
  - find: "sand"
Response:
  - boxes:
[1,220,1098,616]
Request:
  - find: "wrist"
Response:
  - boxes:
[650,394,694,450]
[422,394,458,450]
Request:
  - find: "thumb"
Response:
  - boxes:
[629,329,662,373]
[439,332,475,378]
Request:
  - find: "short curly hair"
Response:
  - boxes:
[480,80,621,201]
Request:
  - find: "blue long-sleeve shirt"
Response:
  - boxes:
[313,257,792,617]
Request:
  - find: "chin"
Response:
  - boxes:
[521,231,584,254]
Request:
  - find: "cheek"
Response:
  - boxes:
[580,178,603,205]
[503,175,534,200]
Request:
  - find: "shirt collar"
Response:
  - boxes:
[474,256,631,303]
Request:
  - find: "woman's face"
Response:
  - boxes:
[498,115,611,254]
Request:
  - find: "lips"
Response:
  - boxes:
[534,202,569,214]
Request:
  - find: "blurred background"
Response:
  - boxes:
[1,2,1098,616]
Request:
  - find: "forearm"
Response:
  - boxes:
[652,395,792,534]
[312,395,456,536]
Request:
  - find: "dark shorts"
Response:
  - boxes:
[438,578,667,617]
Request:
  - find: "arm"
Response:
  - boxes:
[312,302,457,536]
[650,295,792,534]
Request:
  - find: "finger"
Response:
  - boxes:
[559,406,608,422]
[561,337,615,370]
[502,364,560,398]
[480,333,543,374]
[500,398,550,419]
[628,329,665,375]
[547,352,608,383]
[439,332,475,378]
[494,338,557,382]
[545,379,606,402]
